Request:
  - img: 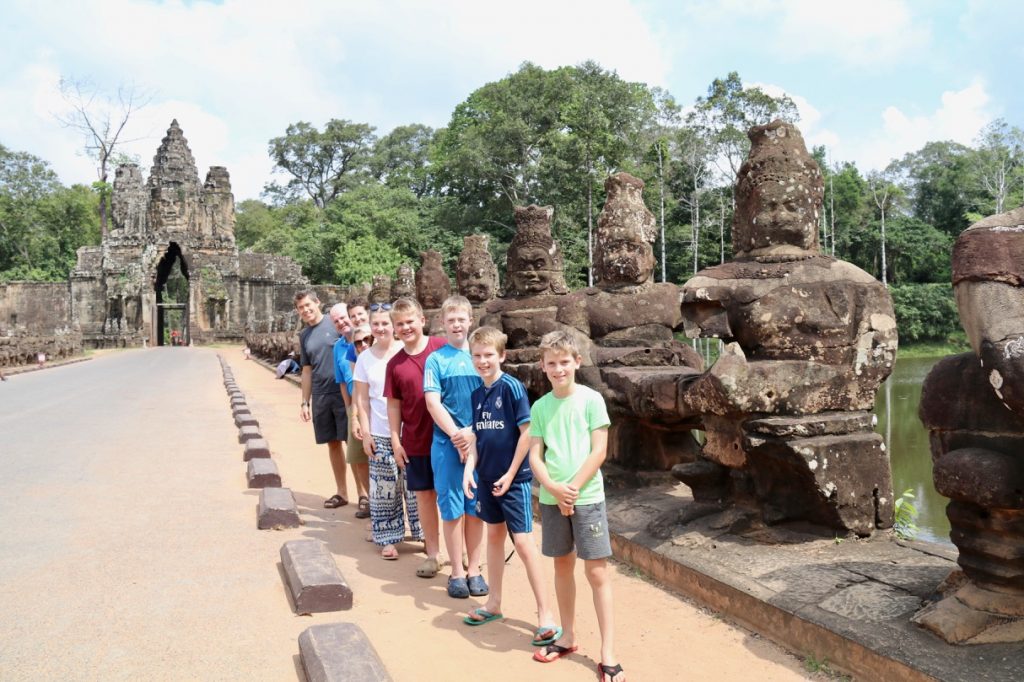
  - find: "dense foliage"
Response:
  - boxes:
[3,63,1023,346]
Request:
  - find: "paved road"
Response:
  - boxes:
[0,347,810,681]
[0,348,307,681]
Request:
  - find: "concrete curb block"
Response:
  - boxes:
[238,425,261,444]
[2,355,92,377]
[247,458,281,488]
[235,413,258,429]
[243,438,270,461]
[280,539,352,614]
[298,623,392,682]
[258,487,301,529]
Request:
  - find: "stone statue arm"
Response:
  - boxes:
[678,343,879,417]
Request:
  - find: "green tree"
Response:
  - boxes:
[559,61,655,284]
[890,141,975,236]
[970,119,1024,216]
[687,72,799,179]
[370,124,436,198]
[266,119,376,208]
[0,143,61,275]
[885,216,952,284]
[333,233,404,285]
[234,199,283,250]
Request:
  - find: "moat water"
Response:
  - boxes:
[876,355,951,544]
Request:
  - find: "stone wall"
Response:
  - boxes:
[0,281,82,366]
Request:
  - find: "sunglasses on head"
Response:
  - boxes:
[369,302,393,312]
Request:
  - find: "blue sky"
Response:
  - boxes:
[1,0,1021,200]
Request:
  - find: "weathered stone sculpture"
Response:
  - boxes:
[415,250,450,309]
[370,275,392,305]
[675,121,898,536]
[391,263,415,300]
[555,173,703,468]
[456,235,498,304]
[481,205,569,354]
[914,206,1024,644]
[502,205,569,298]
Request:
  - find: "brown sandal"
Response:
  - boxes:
[323,494,348,508]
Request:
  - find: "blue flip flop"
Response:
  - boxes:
[532,625,562,646]
[463,608,503,626]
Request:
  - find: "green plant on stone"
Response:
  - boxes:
[893,488,919,540]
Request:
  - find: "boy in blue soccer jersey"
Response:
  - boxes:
[423,295,487,599]
[461,326,558,645]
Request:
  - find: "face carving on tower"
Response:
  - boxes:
[503,205,568,297]
[594,172,657,289]
[732,120,824,261]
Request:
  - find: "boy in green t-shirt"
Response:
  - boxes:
[528,331,624,682]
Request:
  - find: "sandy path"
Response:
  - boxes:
[224,348,813,681]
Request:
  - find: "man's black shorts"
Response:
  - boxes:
[312,392,347,444]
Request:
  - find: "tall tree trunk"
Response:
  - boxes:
[587,170,594,287]
[657,142,666,282]
[719,196,725,264]
[692,193,700,276]
[880,206,888,288]
[98,164,109,239]
[829,164,836,256]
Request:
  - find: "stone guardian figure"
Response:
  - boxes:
[676,120,898,536]
[914,206,1024,644]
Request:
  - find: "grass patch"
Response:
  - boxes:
[897,334,970,359]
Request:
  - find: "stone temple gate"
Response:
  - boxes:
[0,120,310,355]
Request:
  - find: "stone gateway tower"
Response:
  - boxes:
[69,120,307,346]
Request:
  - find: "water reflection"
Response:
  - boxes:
[876,356,951,544]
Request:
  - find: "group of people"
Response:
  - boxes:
[292,289,625,682]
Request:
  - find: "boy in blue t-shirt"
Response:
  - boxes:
[460,325,557,646]
[424,296,487,599]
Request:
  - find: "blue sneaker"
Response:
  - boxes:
[467,574,489,597]
[447,576,470,599]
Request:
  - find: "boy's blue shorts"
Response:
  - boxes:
[474,479,533,534]
[431,440,478,521]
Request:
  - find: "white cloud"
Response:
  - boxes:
[848,80,993,170]
[750,82,840,151]
[682,0,930,65]
[1,0,670,199]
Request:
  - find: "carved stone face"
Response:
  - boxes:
[509,246,554,294]
[597,237,655,288]
[732,121,823,260]
[458,269,495,303]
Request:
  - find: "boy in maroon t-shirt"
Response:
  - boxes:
[384,297,447,578]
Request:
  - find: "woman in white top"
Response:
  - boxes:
[354,304,423,559]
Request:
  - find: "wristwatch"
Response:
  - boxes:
[301,400,310,407]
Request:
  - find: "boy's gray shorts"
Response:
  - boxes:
[540,501,612,560]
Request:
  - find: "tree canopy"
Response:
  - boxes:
[6,63,1024,346]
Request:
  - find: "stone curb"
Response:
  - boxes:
[280,539,352,614]
[246,458,281,488]
[298,623,392,682]
[243,438,270,461]
[2,355,92,377]
[237,425,261,444]
[258,487,301,529]
[235,413,258,429]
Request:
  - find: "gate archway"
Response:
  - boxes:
[154,243,190,346]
